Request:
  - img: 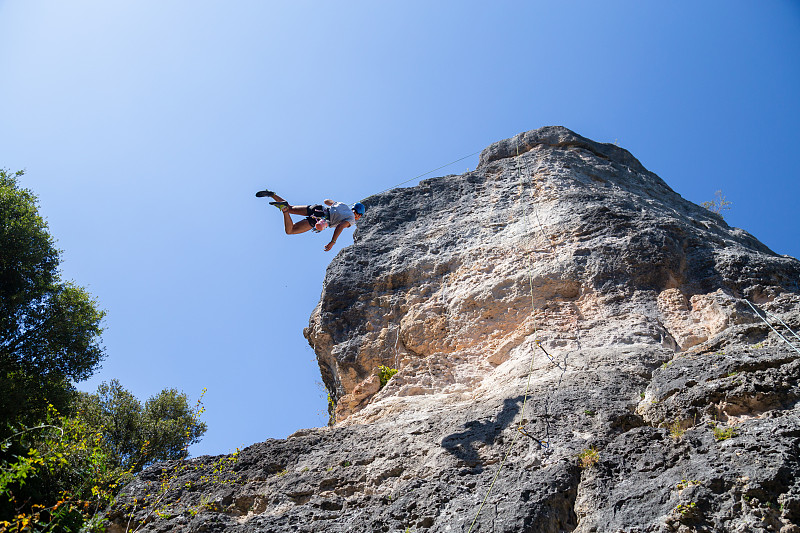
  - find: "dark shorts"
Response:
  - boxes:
[305,205,328,226]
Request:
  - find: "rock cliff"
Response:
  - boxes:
[110,127,800,532]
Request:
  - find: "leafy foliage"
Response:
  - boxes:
[121,446,240,529]
[0,407,125,532]
[675,501,698,520]
[1,385,208,532]
[578,447,599,469]
[0,169,210,530]
[378,365,399,389]
[676,479,702,491]
[75,380,207,473]
[667,420,687,440]
[712,424,737,441]
[0,169,106,431]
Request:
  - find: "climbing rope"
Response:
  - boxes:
[745,300,800,355]
[466,342,538,532]
[515,143,568,441]
[519,349,569,447]
[762,308,800,344]
[466,139,567,532]
[355,137,570,531]
[354,149,483,205]
[376,151,484,402]
[393,324,401,370]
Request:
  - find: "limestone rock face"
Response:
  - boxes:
[110,127,800,532]
[307,126,798,425]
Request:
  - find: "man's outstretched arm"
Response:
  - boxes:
[324,222,350,251]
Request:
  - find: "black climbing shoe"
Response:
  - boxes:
[255,189,275,198]
[269,201,289,210]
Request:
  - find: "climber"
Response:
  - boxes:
[255,189,365,252]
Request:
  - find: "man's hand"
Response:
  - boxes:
[324,222,348,251]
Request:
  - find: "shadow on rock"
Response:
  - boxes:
[441,396,523,473]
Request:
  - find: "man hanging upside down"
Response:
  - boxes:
[255,189,366,251]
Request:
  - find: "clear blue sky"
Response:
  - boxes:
[1,1,798,457]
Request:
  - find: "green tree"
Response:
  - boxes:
[1,381,208,531]
[75,380,207,473]
[0,169,106,431]
[0,169,208,530]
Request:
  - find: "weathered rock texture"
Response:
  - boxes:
[110,127,800,532]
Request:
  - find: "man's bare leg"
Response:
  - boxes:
[283,210,312,234]
[269,192,307,215]
[261,191,313,234]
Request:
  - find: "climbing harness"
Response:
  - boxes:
[306,205,331,233]
[745,300,800,355]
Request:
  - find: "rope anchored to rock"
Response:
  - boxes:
[465,138,571,533]
[745,300,800,355]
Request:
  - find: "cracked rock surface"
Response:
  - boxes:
[109,127,800,532]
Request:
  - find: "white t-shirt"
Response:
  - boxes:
[327,202,355,228]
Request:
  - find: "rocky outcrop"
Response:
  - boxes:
[109,127,800,532]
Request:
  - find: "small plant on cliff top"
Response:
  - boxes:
[701,190,732,217]
[378,366,399,388]
[666,420,690,440]
[578,447,599,469]
[675,501,699,521]
[676,479,702,491]
[712,424,737,441]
